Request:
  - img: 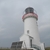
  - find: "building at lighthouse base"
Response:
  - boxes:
[20,34,45,50]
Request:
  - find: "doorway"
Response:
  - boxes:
[30,39,32,48]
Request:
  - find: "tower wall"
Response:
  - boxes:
[24,17,40,42]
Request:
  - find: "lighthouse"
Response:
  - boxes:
[20,7,45,50]
[22,7,40,42]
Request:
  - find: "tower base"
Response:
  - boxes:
[20,34,45,50]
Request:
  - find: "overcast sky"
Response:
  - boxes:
[0,0,50,48]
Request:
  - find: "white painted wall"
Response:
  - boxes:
[40,43,45,50]
[20,34,30,48]
[24,17,40,43]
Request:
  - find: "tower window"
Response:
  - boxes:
[27,30,29,34]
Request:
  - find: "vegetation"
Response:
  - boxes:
[0,48,10,50]
[45,47,50,50]
[0,47,50,50]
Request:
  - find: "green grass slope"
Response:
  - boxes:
[45,47,50,50]
[0,47,50,50]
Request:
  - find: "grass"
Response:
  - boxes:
[45,47,50,50]
[0,47,50,50]
[0,48,10,50]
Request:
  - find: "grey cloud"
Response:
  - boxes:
[39,27,50,47]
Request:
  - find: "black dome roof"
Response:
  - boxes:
[25,7,34,14]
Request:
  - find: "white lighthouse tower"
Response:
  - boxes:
[20,7,45,50]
